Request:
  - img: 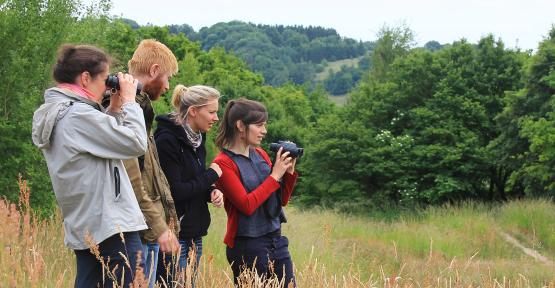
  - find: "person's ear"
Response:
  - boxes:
[188,106,197,117]
[236,120,245,132]
[149,64,161,78]
[80,71,91,88]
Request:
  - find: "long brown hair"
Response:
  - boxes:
[215,98,268,149]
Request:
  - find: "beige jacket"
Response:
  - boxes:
[123,92,179,242]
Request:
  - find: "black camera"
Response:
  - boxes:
[105,75,143,95]
[269,141,304,158]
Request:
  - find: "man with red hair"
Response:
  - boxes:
[125,39,180,287]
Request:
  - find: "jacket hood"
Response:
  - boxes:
[155,114,187,142]
[32,87,99,149]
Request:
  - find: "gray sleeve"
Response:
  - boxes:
[69,102,147,159]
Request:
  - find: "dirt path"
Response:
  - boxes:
[499,231,554,265]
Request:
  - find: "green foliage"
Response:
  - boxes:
[324,64,364,95]
[494,27,555,197]
[0,0,103,215]
[371,24,415,82]
[167,23,195,38]
[299,28,529,208]
[192,21,372,87]
[423,40,444,51]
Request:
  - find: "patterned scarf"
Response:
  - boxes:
[183,120,202,149]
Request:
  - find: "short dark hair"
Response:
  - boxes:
[215,98,268,149]
[52,44,110,84]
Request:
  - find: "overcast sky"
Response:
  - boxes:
[105,0,554,50]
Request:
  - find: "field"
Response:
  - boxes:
[314,57,363,82]
[327,94,349,106]
[2,179,555,287]
[314,57,361,106]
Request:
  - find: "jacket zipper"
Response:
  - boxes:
[114,166,120,198]
[183,146,202,167]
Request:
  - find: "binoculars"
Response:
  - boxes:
[105,75,143,95]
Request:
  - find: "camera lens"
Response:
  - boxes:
[295,148,304,158]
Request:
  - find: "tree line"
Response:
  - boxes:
[138,20,446,97]
[166,20,373,87]
[1,0,554,216]
[163,21,448,96]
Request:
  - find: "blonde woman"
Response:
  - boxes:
[154,85,224,280]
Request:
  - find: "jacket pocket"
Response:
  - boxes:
[114,166,121,200]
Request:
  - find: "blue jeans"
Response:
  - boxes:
[74,231,144,288]
[226,234,295,287]
[156,237,203,287]
[141,242,159,288]
[178,237,203,273]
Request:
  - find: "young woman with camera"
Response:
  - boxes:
[212,98,298,287]
[32,44,147,287]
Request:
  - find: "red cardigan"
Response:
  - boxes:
[213,147,298,248]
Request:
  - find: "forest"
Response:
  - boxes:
[1,0,555,217]
[164,20,373,88]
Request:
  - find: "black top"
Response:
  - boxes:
[154,114,219,239]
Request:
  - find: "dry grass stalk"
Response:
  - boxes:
[2,178,555,287]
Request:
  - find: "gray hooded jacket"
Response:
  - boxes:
[32,87,148,250]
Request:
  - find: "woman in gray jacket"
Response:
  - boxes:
[32,44,148,287]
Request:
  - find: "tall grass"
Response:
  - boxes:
[2,179,555,287]
[0,176,75,287]
[498,199,555,255]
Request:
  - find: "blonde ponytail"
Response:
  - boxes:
[171,84,188,110]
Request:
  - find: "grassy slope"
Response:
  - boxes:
[314,57,362,106]
[327,94,348,106]
[314,57,363,82]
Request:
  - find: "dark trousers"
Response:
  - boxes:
[226,234,296,287]
[74,231,144,288]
